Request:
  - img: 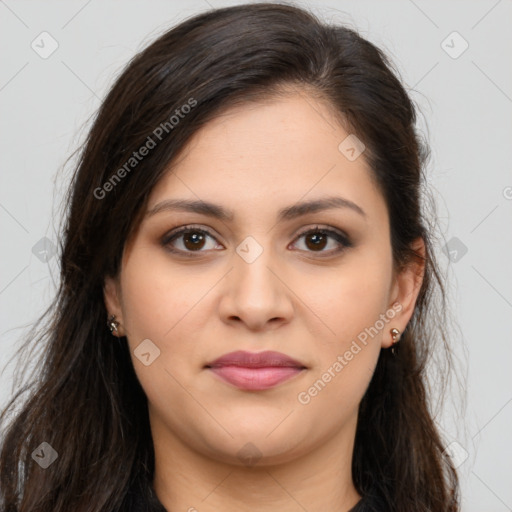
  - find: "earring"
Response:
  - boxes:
[107,314,120,336]
[390,327,401,355]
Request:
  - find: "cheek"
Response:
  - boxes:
[118,249,208,424]
[119,245,225,401]
[296,278,385,424]
[300,253,392,347]
[119,246,212,343]
[296,252,391,401]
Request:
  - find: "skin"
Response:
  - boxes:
[104,91,425,512]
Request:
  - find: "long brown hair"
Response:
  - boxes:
[0,3,459,511]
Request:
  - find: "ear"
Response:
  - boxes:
[103,274,125,337]
[383,237,426,348]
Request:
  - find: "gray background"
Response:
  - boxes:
[1,1,511,510]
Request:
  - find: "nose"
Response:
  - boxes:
[218,245,294,332]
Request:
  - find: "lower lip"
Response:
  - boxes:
[207,366,305,391]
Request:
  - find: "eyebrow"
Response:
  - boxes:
[145,196,366,222]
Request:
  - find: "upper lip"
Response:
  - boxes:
[205,350,307,369]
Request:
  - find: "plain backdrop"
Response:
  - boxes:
[1,1,511,510]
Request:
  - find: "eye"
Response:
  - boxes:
[161,225,223,255]
[161,224,352,257]
[290,225,352,255]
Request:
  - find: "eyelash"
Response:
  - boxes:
[161,224,353,258]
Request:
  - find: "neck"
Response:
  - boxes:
[151,411,361,512]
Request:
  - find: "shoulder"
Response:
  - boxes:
[118,480,168,512]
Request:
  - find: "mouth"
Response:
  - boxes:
[204,350,307,391]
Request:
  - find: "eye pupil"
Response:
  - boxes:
[184,232,205,250]
[305,232,327,251]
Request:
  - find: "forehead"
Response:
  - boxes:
[147,93,386,226]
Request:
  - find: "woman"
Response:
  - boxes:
[0,3,459,511]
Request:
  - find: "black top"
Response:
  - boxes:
[123,480,386,512]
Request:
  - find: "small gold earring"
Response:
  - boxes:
[107,314,120,336]
[390,328,401,355]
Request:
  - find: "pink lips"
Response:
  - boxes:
[205,350,307,391]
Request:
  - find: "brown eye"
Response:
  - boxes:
[161,224,352,258]
[182,231,206,250]
[304,232,328,251]
[162,226,222,255]
[292,226,352,255]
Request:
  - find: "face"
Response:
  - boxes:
[104,91,423,467]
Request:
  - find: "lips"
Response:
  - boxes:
[205,350,307,391]
[206,350,306,369]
